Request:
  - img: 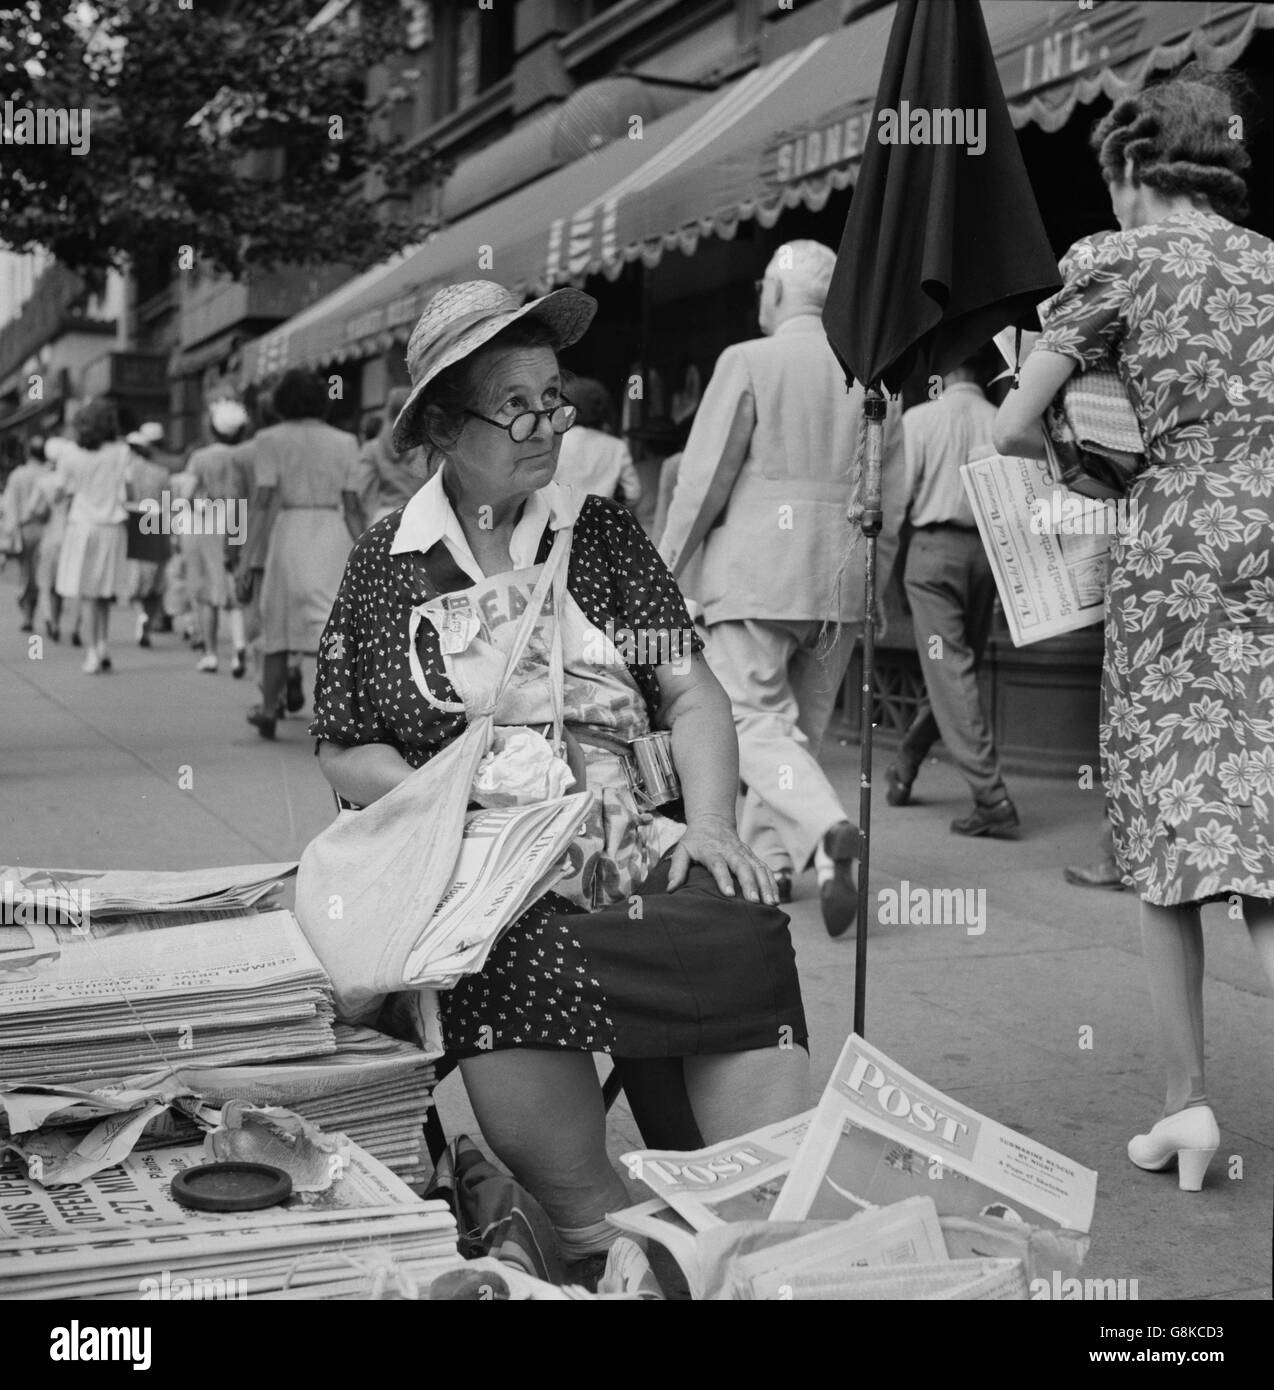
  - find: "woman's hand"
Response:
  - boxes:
[667,813,779,906]
[234,567,260,606]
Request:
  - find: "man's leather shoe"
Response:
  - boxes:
[820,822,861,938]
[1063,859,1125,890]
[885,762,915,807]
[950,798,1020,837]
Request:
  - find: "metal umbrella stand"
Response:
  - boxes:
[851,386,887,1037]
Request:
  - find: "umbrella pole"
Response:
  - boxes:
[854,385,888,1036]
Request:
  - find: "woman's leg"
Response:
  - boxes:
[611,1058,705,1151]
[260,651,288,714]
[91,597,111,652]
[201,601,219,655]
[682,1046,811,1146]
[1241,896,1274,991]
[458,1050,629,1244]
[1140,900,1207,1116]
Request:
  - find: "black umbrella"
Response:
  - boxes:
[821,0,1060,1034]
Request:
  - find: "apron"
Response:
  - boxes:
[407,544,684,912]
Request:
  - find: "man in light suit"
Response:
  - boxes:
[659,240,906,937]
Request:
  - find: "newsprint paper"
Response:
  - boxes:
[960,449,1114,646]
[770,1034,1097,1232]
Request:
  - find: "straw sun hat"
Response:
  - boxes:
[391,280,596,453]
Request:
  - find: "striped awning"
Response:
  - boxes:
[242,0,1274,383]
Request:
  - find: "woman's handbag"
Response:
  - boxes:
[1043,359,1147,501]
[294,526,574,1021]
[124,506,169,563]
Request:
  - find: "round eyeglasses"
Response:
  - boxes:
[464,400,577,443]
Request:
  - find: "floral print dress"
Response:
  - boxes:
[1038,210,1274,906]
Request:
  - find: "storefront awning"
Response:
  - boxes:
[243,0,1274,383]
[568,0,1274,279]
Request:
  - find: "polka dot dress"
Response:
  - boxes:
[309,496,723,1056]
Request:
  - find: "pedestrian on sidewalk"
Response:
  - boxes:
[553,377,643,508]
[185,398,250,677]
[995,71,1274,1191]
[122,430,171,649]
[34,437,80,646]
[236,369,364,738]
[0,435,53,633]
[50,400,131,674]
[659,239,907,935]
[353,386,434,528]
[886,354,1019,837]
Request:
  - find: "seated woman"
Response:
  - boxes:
[310,280,810,1263]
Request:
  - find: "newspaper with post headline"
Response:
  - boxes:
[620,1110,815,1231]
[770,1034,1097,1233]
[960,448,1114,646]
[403,791,593,987]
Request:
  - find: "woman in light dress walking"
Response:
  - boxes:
[237,369,364,738]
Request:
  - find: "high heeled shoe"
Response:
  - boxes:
[1127,1105,1219,1192]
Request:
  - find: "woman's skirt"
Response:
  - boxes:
[439,857,808,1059]
[261,509,352,654]
[55,521,128,600]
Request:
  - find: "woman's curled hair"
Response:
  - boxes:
[1090,67,1251,222]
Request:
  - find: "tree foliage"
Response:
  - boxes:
[0,0,423,283]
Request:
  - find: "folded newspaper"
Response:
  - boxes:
[0,862,296,925]
[960,447,1115,646]
[620,1111,814,1231]
[770,1034,1097,1232]
[400,791,593,988]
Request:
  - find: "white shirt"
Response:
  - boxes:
[389,470,583,584]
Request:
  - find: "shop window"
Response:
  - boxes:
[429,1,515,118]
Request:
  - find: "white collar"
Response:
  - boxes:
[390,469,582,577]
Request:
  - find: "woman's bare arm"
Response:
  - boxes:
[992,349,1078,460]
[317,739,415,807]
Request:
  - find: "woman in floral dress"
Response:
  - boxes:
[996,73,1274,1193]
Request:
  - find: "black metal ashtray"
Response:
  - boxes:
[171,1162,293,1213]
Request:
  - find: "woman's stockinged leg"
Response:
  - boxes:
[1241,896,1274,992]
[1140,900,1206,1117]
[682,1046,811,1146]
[457,1050,629,1234]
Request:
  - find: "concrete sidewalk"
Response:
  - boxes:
[2,572,1270,1300]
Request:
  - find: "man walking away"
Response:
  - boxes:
[886,355,1019,836]
[659,240,907,937]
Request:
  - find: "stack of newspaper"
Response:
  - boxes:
[0,1140,460,1300]
[135,1026,437,1185]
[0,908,335,1087]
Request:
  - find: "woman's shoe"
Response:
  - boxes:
[1128,1105,1219,1192]
[231,648,247,680]
[246,707,277,740]
[98,648,112,672]
[285,667,304,713]
[196,653,219,673]
[70,631,82,647]
[45,620,60,643]
[81,649,101,674]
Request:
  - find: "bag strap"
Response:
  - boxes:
[483,523,572,717]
